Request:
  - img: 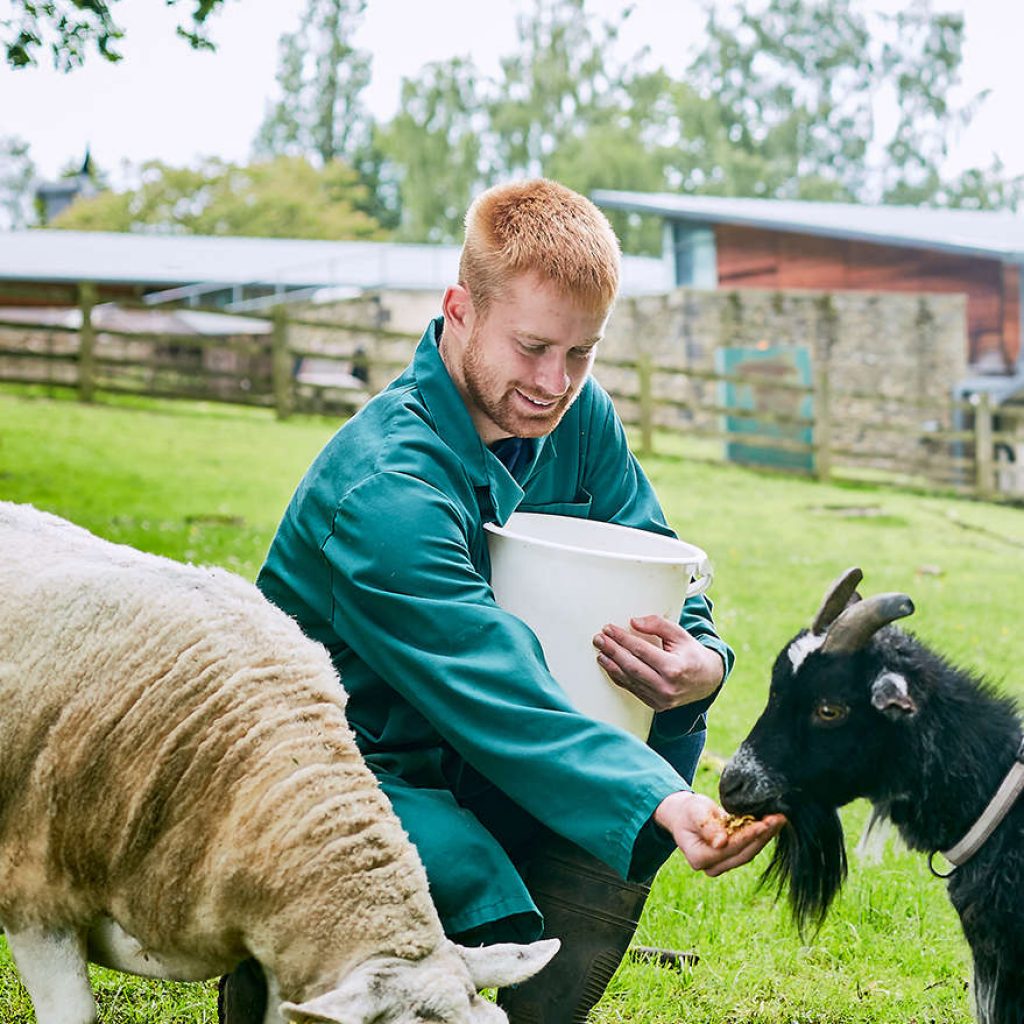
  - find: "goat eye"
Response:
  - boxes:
[814,701,849,725]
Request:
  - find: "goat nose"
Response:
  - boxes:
[718,748,780,814]
[718,764,750,809]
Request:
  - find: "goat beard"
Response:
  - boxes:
[760,801,848,939]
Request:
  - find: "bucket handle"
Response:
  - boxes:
[685,558,714,599]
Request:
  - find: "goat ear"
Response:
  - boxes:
[457,938,560,989]
[870,671,918,719]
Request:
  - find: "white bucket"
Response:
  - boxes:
[484,512,712,739]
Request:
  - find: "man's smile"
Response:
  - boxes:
[514,389,559,409]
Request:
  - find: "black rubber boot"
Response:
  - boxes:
[497,836,651,1024]
[217,958,268,1024]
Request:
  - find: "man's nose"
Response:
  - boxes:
[534,350,570,397]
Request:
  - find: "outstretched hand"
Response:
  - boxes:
[593,614,723,712]
[654,791,785,877]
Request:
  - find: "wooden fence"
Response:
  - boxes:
[611,357,1024,501]
[2,291,1022,502]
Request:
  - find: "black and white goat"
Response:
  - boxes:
[720,568,1024,1024]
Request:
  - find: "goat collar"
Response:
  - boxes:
[930,735,1024,877]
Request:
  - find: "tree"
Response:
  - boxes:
[0,134,36,228]
[874,3,1024,209]
[254,0,372,167]
[487,0,643,180]
[49,155,386,240]
[253,0,396,227]
[282,0,1021,250]
[3,0,225,71]
[684,0,1022,209]
[376,0,673,248]
[376,58,483,243]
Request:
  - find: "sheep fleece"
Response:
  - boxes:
[0,501,443,992]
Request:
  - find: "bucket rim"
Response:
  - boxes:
[484,513,710,569]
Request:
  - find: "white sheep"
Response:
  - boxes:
[0,501,556,1024]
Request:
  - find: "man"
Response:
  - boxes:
[220,179,783,1023]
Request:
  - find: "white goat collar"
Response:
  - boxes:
[931,736,1024,875]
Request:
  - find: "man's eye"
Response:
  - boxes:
[570,347,595,359]
[813,701,849,725]
[520,342,545,355]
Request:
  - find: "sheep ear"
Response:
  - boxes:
[457,938,560,989]
[280,993,368,1023]
[870,671,918,719]
[280,971,388,1024]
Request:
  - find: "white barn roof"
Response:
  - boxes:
[0,230,671,297]
[592,191,1024,264]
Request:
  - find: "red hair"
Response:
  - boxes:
[459,179,620,317]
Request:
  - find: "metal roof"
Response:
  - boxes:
[0,304,270,335]
[0,230,670,296]
[592,191,1024,264]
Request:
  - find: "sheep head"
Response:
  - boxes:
[281,938,559,1024]
[719,567,916,934]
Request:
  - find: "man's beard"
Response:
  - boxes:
[462,326,582,439]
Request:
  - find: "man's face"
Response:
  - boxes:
[450,274,608,443]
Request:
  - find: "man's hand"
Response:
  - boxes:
[592,615,723,712]
[654,791,785,877]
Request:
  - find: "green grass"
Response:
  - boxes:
[3,387,1023,1022]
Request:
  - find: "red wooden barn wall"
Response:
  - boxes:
[715,224,1020,368]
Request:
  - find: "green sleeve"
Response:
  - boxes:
[323,471,687,878]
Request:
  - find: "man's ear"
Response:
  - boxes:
[442,284,474,336]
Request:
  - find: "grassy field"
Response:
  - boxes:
[2,385,1023,1022]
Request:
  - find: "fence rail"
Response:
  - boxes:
[2,289,1022,502]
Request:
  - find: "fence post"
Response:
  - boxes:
[271,306,293,420]
[813,361,832,482]
[77,281,97,402]
[974,391,994,499]
[636,353,654,457]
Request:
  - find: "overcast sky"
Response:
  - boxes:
[2,0,1021,189]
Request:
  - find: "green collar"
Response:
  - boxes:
[413,317,557,525]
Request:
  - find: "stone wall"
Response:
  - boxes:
[598,287,968,479]
[0,286,970,484]
[312,285,969,480]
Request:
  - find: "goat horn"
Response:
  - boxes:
[810,567,864,634]
[821,593,915,654]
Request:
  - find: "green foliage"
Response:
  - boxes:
[0,134,35,229]
[375,58,483,243]
[362,0,1024,244]
[874,3,1024,207]
[2,0,224,71]
[254,0,371,167]
[486,0,637,178]
[49,155,386,239]
[253,0,400,228]
[686,0,873,200]
[2,386,1021,1021]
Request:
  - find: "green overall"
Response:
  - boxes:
[258,318,734,940]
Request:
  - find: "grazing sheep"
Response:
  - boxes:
[0,501,556,1024]
[719,568,1024,1024]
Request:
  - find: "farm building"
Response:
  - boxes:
[0,230,679,417]
[593,191,1024,392]
[0,217,1020,497]
[0,229,673,311]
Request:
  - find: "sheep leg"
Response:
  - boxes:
[263,970,285,1024]
[5,925,96,1024]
